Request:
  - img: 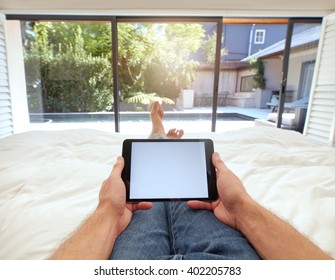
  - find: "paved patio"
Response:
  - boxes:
[185,106,271,119]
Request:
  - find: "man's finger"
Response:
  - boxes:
[130,202,153,212]
[212,152,226,170]
[110,156,124,178]
[187,200,213,211]
[212,152,233,175]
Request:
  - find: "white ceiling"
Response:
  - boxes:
[0,0,334,17]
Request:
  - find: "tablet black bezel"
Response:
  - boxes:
[121,139,218,202]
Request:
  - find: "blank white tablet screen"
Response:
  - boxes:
[130,142,208,199]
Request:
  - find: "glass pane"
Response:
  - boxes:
[216,21,289,132]
[240,75,256,92]
[118,21,217,134]
[16,18,318,134]
[21,20,114,131]
[284,22,321,132]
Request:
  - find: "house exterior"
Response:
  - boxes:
[222,24,287,60]
[243,24,321,102]
[192,23,323,110]
[191,23,287,106]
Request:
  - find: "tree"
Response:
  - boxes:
[202,31,228,63]
[143,24,205,100]
[24,23,53,113]
[117,24,160,99]
[117,23,206,105]
[24,23,113,113]
[49,26,113,112]
[23,21,215,112]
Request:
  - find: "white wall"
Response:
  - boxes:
[5,20,30,134]
[0,14,13,138]
[304,13,335,146]
[1,0,334,17]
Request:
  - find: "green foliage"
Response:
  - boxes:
[24,21,215,112]
[202,32,228,63]
[161,24,205,92]
[117,24,160,97]
[249,58,266,90]
[141,24,206,100]
[24,23,113,113]
[126,92,174,105]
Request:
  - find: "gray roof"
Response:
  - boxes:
[242,25,321,61]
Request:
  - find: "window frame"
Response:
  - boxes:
[240,75,256,92]
[6,15,223,132]
[254,29,266,44]
[5,15,324,133]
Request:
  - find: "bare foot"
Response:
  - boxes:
[149,101,166,137]
[166,128,184,139]
[149,101,184,139]
[150,101,164,120]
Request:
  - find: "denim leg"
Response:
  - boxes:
[110,202,171,259]
[165,202,261,260]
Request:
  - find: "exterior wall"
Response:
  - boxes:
[263,58,282,91]
[222,24,251,60]
[286,47,318,101]
[191,58,285,108]
[250,24,287,55]
[219,70,238,94]
[223,24,287,61]
[191,70,214,98]
[191,69,239,106]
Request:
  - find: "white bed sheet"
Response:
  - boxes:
[0,126,334,259]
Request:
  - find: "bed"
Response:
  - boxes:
[0,126,334,259]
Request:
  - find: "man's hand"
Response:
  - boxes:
[49,156,152,259]
[98,156,152,236]
[188,153,332,260]
[188,152,252,231]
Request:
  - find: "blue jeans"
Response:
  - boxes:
[110,202,260,260]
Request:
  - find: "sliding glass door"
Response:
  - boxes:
[7,15,322,134]
[14,16,222,133]
[276,19,322,132]
[116,18,221,134]
[20,19,114,131]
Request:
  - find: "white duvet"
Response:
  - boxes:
[0,126,334,259]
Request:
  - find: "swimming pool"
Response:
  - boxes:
[28,111,256,134]
[30,112,254,123]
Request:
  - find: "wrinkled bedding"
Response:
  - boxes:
[0,126,334,259]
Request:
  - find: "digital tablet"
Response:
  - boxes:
[121,139,217,202]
